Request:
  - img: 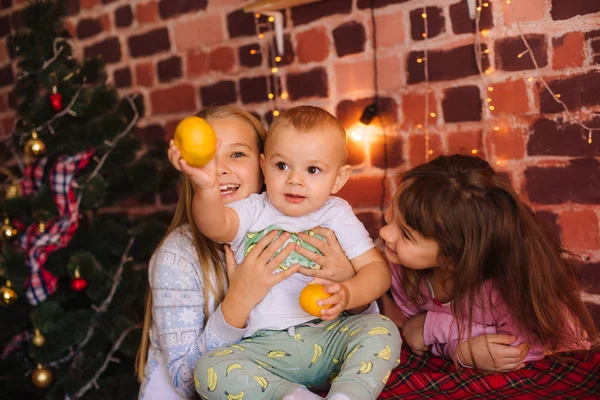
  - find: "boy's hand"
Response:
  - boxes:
[294,227,356,282]
[457,334,529,372]
[403,313,430,355]
[307,278,350,321]
[168,139,218,190]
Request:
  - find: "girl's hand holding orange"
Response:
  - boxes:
[300,279,350,321]
[168,116,222,191]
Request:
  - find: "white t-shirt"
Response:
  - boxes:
[227,192,375,337]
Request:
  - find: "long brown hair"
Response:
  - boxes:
[135,106,266,382]
[395,155,596,364]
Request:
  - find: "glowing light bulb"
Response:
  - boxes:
[471,149,478,154]
[268,93,274,99]
[258,33,264,39]
[268,16,275,22]
[273,110,280,117]
[250,49,257,55]
[280,92,289,99]
[494,126,500,131]
[275,56,282,62]
[422,12,427,18]
[488,86,494,92]
[271,67,278,73]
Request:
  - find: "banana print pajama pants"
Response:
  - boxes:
[194,313,401,400]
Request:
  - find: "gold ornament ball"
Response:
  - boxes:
[32,329,45,347]
[1,221,18,241]
[31,364,53,389]
[0,280,17,306]
[5,182,22,199]
[25,132,46,157]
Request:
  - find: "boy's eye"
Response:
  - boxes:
[231,152,245,158]
[307,166,320,174]
[276,162,288,170]
[401,229,411,241]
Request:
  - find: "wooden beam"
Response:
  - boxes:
[243,0,321,12]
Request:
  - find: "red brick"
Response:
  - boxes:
[377,56,401,91]
[559,210,600,250]
[151,84,197,115]
[64,20,76,39]
[165,119,181,140]
[492,125,526,160]
[524,158,600,204]
[174,14,223,50]
[297,27,329,63]
[370,134,404,169]
[137,1,159,24]
[135,62,154,87]
[503,0,545,24]
[408,133,442,166]
[81,0,100,9]
[187,49,209,77]
[488,79,529,114]
[552,32,585,70]
[333,21,366,57]
[376,11,405,48]
[336,174,390,208]
[402,91,437,127]
[208,47,235,72]
[528,117,600,157]
[447,130,483,155]
[0,94,6,112]
[356,211,383,241]
[99,14,111,32]
[495,34,548,72]
[335,60,372,96]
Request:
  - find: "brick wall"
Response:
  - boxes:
[0,0,598,319]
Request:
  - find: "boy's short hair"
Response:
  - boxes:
[268,106,347,163]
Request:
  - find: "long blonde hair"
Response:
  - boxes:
[135,106,266,382]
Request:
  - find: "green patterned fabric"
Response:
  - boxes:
[242,226,325,271]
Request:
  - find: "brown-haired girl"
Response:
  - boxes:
[380,154,596,370]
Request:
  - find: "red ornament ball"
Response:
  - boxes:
[50,92,63,112]
[71,277,87,292]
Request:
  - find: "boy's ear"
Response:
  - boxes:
[331,164,352,194]
[260,153,266,175]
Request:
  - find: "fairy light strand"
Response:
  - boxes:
[473,0,491,160]
[423,6,431,161]
[506,1,598,144]
[252,13,281,118]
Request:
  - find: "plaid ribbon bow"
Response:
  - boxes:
[18,149,95,304]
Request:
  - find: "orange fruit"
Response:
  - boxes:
[173,116,217,167]
[299,284,332,317]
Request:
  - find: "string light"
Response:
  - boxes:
[506,0,597,144]
[253,12,284,119]
[517,49,529,58]
[423,3,431,161]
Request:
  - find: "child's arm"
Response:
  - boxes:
[169,140,239,243]
[345,247,392,308]
[317,248,391,320]
[190,182,239,243]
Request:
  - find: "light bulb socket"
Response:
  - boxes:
[359,103,377,125]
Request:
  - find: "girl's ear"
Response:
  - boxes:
[331,164,352,194]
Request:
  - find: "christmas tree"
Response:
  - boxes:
[0,1,176,398]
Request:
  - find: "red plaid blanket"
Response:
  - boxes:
[378,346,600,399]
